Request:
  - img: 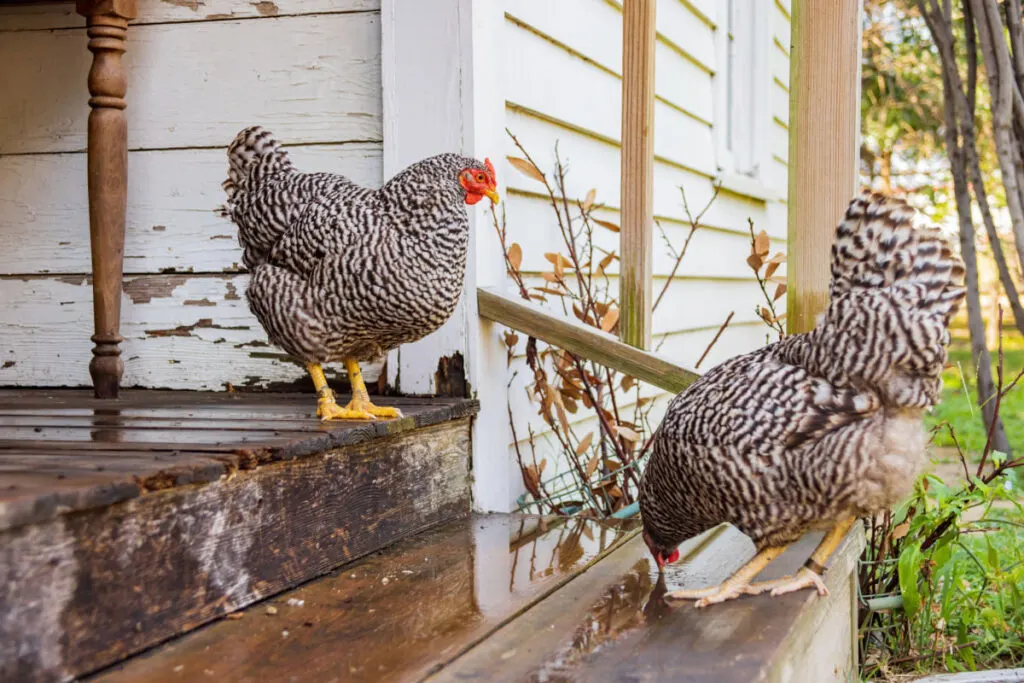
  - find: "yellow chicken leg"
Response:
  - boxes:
[307,361,403,421]
[666,546,787,607]
[742,517,856,598]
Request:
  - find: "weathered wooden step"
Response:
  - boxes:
[88,514,642,683]
[433,523,864,683]
[0,389,477,683]
[88,512,862,683]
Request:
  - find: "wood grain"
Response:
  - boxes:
[89,515,640,683]
[0,275,384,390]
[0,144,382,276]
[619,0,657,350]
[77,0,138,398]
[0,401,475,682]
[0,0,378,30]
[477,287,699,394]
[785,0,862,333]
[432,524,864,683]
[0,11,382,155]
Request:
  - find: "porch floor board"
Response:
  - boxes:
[88,514,862,683]
[0,389,477,532]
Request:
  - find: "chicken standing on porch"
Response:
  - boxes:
[220,127,499,420]
[639,192,965,607]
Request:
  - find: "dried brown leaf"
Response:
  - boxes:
[746,254,763,272]
[583,188,596,212]
[615,425,640,442]
[503,330,519,349]
[754,230,770,257]
[507,242,523,271]
[594,219,621,233]
[621,375,636,392]
[541,271,559,283]
[572,303,586,321]
[538,458,547,475]
[507,156,545,183]
[603,460,621,473]
[575,432,595,456]
[600,307,620,332]
[773,283,787,301]
[585,451,601,478]
[765,261,781,280]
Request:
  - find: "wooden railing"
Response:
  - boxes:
[477,288,700,394]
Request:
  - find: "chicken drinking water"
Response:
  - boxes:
[640,193,966,607]
[221,126,499,420]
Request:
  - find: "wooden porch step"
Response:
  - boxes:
[90,514,863,683]
[0,390,477,683]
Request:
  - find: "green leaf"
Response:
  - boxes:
[899,540,924,620]
[961,644,976,671]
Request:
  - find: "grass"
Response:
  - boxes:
[926,332,1024,455]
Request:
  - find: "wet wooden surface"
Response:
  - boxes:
[433,525,862,683]
[89,515,862,683]
[0,389,477,683]
[91,515,642,683]
[0,389,477,531]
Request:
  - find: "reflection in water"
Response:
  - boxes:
[89,408,124,442]
[529,558,665,681]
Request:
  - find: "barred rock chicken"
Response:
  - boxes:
[221,127,499,420]
[640,192,965,607]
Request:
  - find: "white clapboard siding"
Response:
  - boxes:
[503,17,716,177]
[0,12,382,155]
[503,195,785,279]
[502,109,778,236]
[513,273,768,338]
[0,275,380,390]
[497,0,790,477]
[0,0,379,31]
[0,143,382,276]
[506,1,714,123]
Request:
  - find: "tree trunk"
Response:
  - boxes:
[935,36,1013,454]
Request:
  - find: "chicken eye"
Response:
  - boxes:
[476,174,485,182]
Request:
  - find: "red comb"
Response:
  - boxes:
[484,157,496,183]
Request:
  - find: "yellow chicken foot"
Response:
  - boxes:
[306,362,402,421]
[343,358,402,418]
[742,517,856,598]
[666,546,787,608]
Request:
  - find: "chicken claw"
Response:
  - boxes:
[743,567,829,597]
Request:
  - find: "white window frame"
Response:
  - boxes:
[713,0,771,184]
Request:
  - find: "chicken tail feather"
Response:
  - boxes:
[222,126,293,214]
[829,192,966,325]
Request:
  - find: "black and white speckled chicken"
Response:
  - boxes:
[639,192,965,606]
[220,127,499,420]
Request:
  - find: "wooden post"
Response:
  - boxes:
[786,0,863,333]
[76,0,136,398]
[619,0,656,350]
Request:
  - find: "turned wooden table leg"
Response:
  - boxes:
[76,0,137,398]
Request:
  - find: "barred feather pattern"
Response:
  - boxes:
[639,192,966,554]
[222,126,482,363]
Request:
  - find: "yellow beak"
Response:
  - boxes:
[485,188,500,205]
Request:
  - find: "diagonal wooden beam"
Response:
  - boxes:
[477,287,699,395]
[619,0,657,350]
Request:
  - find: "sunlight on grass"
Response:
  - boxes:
[926,333,1024,455]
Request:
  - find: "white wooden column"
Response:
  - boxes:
[381,0,511,511]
